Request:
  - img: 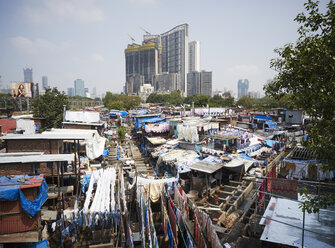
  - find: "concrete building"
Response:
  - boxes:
[247,91,261,99]
[67,88,74,96]
[237,79,249,99]
[125,74,144,95]
[42,76,48,89]
[92,87,97,99]
[153,72,181,93]
[74,79,85,97]
[138,84,154,101]
[125,41,162,93]
[187,71,212,97]
[23,67,33,82]
[142,24,189,95]
[189,41,200,72]
[200,71,212,97]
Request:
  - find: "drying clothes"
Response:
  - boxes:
[271,178,298,200]
[145,122,170,133]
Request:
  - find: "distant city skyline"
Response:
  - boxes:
[0,0,329,96]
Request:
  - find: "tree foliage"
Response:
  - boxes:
[103,92,141,110]
[264,0,335,171]
[32,87,69,130]
[264,0,335,212]
[146,91,184,105]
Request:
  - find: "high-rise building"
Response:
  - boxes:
[74,79,85,97]
[125,24,188,94]
[153,73,181,93]
[188,41,200,72]
[125,41,162,93]
[200,71,212,97]
[67,88,74,96]
[24,67,33,82]
[42,76,48,89]
[187,72,201,96]
[187,70,212,97]
[237,79,249,99]
[92,87,97,99]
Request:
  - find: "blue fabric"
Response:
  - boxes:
[0,175,48,217]
[19,179,48,217]
[109,110,127,117]
[265,139,278,147]
[25,240,49,248]
[135,117,165,131]
[239,153,254,161]
[102,149,109,158]
[82,174,91,193]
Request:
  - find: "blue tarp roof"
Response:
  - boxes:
[265,120,279,130]
[265,139,279,147]
[25,240,49,248]
[0,175,48,217]
[131,109,147,116]
[254,115,272,120]
[109,110,127,117]
[135,117,165,131]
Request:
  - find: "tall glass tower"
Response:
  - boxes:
[74,79,85,97]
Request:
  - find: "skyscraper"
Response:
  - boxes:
[42,76,48,89]
[67,88,74,96]
[129,24,189,95]
[74,79,85,97]
[187,70,212,97]
[125,41,161,89]
[188,41,200,72]
[24,67,33,82]
[237,79,249,99]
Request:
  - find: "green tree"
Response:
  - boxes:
[264,0,335,212]
[236,96,255,109]
[32,88,69,130]
[117,126,126,140]
[103,92,141,110]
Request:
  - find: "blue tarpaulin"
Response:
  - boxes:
[102,149,109,158]
[265,120,279,130]
[254,115,272,120]
[265,140,279,147]
[25,240,49,248]
[131,109,147,116]
[135,117,165,131]
[109,110,127,117]
[0,175,48,217]
[82,174,92,193]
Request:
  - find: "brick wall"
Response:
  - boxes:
[0,162,58,176]
[6,139,62,154]
[64,124,91,130]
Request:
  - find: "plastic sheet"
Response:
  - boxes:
[0,175,48,217]
[65,111,100,123]
[16,119,36,134]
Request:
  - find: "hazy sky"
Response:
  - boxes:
[0,0,328,97]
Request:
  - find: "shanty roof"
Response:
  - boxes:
[0,152,44,157]
[0,133,87,140]
[287,146,318,160]
[62,122,104,126]
[260,197,335,247]
[0,153,75,163]
[188,161,223,174]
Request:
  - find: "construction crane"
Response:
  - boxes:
[128,34,135,43]
[140,26,151,35]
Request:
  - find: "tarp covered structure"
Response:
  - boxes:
[16,119,36,134]
[135,117,165,131]
[109,110,128,117]
[0,175,48,217]
[44,129,105,160]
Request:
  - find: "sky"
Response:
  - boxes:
[0,0,329,97]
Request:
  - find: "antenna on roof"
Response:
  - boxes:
[128,34,135,43]
[140,26,151,35]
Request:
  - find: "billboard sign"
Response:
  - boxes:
[11,83,33,98]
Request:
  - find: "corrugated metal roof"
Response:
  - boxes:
[0,154,74,163]
[188,161,223,174]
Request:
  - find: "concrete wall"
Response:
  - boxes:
[0,162,58,176]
